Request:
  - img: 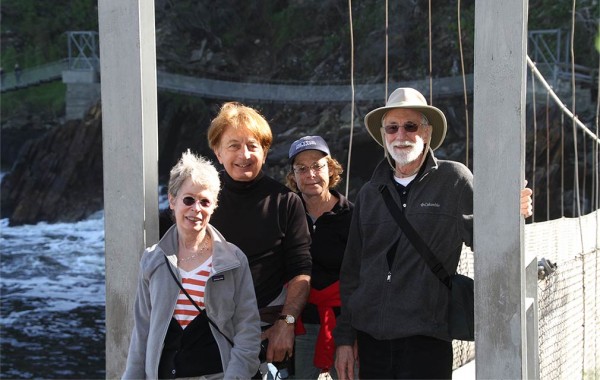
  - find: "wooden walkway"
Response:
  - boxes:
[156,71,473,102]
[6,59,590,104]
[0,59,473,102]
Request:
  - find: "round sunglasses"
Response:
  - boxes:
[181,196,212,207]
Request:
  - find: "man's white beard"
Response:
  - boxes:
[386,137,425,166]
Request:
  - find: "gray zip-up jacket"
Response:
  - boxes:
[334,150,473,345]
[122,224,261,380]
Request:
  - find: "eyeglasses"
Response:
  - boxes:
[293,161,327,175]
[382,121,422,134]
[182,196,211,207]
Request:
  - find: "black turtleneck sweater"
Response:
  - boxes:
[209,170,312,308]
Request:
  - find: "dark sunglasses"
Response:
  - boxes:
[383,121,421,134]
[182,196,211,207]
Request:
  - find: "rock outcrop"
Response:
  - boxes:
[1,103,103,225]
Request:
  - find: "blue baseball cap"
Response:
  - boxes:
[288,135,330,163]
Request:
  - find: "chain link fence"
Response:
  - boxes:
[452,210,599,378]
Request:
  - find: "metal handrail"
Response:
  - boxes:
[0,59,69,92]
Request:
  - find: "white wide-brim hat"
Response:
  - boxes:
[364,87,447,151]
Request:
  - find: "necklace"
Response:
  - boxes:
[178,234,211,263]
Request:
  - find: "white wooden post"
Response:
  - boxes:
[473,0,538,378]
[98,0,159,378]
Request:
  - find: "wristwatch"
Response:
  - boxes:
[278,314,296,325]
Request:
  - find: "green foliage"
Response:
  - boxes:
[528,0,598,67]
[0,82,66,117]
[1,0,98,69]
[0,0,96,120]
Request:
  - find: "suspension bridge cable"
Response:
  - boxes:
[526,57,600,144]
[428,0,433,103]
[570,5,586,378]
[546,92,551,219]
[561,111,565,217]
[568,3,586,372]
[595,59,600,212]
[457,0,470,167]
[344,0,356,198]
[568,0,583,221]
[531,67,538,222]
[385,0,389,99]
[560,112,565,218]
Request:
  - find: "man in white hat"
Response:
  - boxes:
[333,88,533,379]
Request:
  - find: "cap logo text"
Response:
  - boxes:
[295,140,317,150]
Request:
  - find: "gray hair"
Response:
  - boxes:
[168,150,221,204]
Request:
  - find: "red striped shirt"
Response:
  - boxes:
[174,257,213,328]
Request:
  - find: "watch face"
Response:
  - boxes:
[280,314,295,324]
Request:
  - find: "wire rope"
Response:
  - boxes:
[457,0,470,167]
[567,3,587,375]
[385,0,389,99]
[428,0,433,103]
[561,111,565,217]
[562,111,565,217]
[531,66,538,222]
[344,0,356,198]
[526,58,600,143]
[595,57,600,213]
[568,0,583,219]
[546,92,551,219]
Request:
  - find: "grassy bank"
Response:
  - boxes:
[1,82,66,120]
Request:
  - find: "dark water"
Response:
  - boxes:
[0,215,106,379]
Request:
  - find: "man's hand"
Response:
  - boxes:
[261,320,295,363]
[335,343,358,380]
[521,181,533,218]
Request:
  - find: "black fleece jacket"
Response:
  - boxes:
[335,151,473,344]
[300,189,354,323]
[210,170,312,309]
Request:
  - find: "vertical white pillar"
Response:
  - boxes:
[98,0,159,378]
[473,0,537,378]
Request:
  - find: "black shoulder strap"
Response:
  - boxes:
[379,185,452,289]
[163,255,234,346]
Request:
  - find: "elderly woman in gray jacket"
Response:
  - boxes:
[123,150,261,380]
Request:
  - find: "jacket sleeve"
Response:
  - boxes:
[458,169,474,248]
[282,192,312,281]
[333,193,363,346]
[223,251,262,379]
[122,251,152,380]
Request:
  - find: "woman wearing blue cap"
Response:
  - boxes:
[286,136,354,379]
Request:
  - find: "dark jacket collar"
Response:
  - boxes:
[221,169,265,193]
[298,188,352,216]
[371,148,439,186]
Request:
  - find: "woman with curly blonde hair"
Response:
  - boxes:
[286,136,354,379]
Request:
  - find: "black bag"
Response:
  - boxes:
[163,255,234,346]
[448,274,475,341]
[380,186,475,341]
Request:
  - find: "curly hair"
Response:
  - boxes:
[285,155,344,192]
